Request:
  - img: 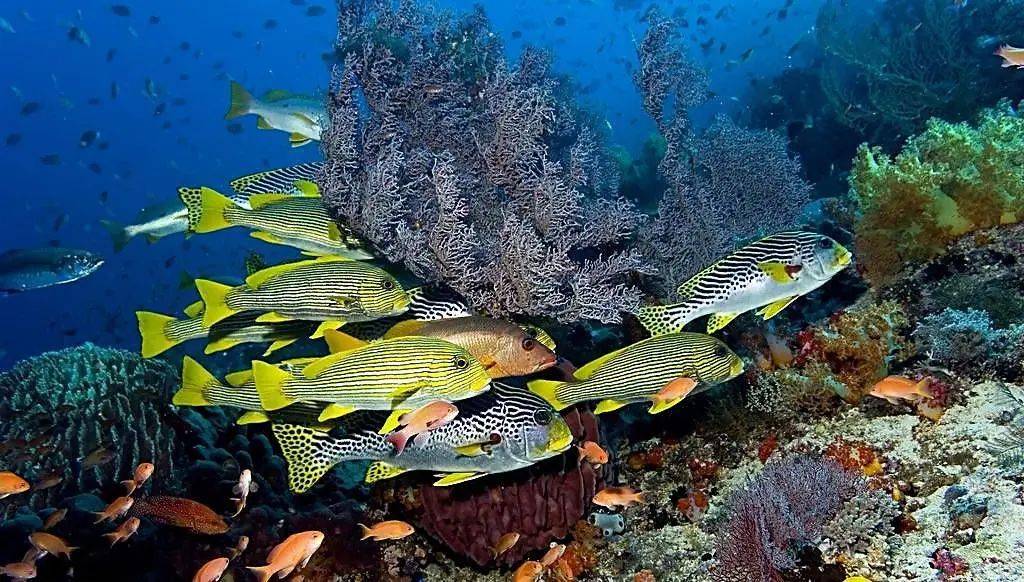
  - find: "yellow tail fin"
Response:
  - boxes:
[173,356,218,406]
[225,81,254,120]
[527,379,570,411]
[252,360,297,410]
[136,311,181,358]
[194,279,238,327]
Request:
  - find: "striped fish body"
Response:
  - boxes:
[197,256,409,327]
[529,332,744,414]
[638,232,852,335]
[179,186,371,259]
[229,162,324,198]
[270,384,573,492]
[206,314,316,355]
[254,336,492,416]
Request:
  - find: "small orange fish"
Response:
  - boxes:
[122,462,155,495]
[492,532,520,558]
[577,441,609,465]
[33,473,63,491]
[512,560,544,582]
[0,562,36,580]
[870,376,931,405]
[43,509,68,531]
[386,401,459,454]
[82,446,116,469]
[764,329,794,368]
[593,486,644,509]
[193,557,230,582]
[230,469,256,518]
[103,517,141,547]
[94,496,134,524]
[0,471,30,499]
[29,532,77,559]
[228,535,250,560]
[649,377,697,413]
[247,531,325,582]
[996,45,1024,68]
[540,543,566,567]
[359,520,415,541]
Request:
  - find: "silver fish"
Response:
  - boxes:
[0,248,103,295]
[101,199,188,251]
[225,82,324,147]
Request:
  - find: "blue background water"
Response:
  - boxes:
[0,0,820,368]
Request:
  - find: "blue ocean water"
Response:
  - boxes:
[0,0,818,367]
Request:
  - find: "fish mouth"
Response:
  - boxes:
[543,418,573,455]
[729,358,745,377]
[833,245,852,268]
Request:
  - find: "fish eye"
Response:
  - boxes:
[714,345,729,358]
[521,338,536,351]
[454,356,468,370]
[381,278,395,291]
[533,409,552,425]
[817,237,832,249]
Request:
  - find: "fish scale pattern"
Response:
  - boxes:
[417,407,602,567]
[0,344,186,507]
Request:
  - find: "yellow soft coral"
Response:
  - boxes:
[851,101,1024,285]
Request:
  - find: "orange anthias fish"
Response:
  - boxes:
[94,496,135,524]
[193,557,230,582]
[247,531,325,582]
[228,535,250,560]
[0,471,30,499]
[649,377,698,414]
[123,462,155,494]
[540,543,566,567]
[230,469,256,518]
[491,532,521,558]
[577,441,609,465]
[512,560,544,582]
[131,496,229,535]
[43,509,68,531]
[103,517,141,547]
[870,376,932,405]
[385,401,459,455]
[593,486,644,509]
[29,532,77,559]
[359,520,415,541]
[995,45,1024,69]
[0,562,36,580]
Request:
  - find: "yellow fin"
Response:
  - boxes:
[225,370,253,387]
[182,300,204,318]
[248,193,294,209]
[252,360,297,410]
[294,180,319,197]
[318,403,357,422]
[323,329,368,353]
[649,397,684,414]
[194,279,239,327]
[271,423,338,493]
[136,311,182,358]
[250,231,284,245]
[520,323,556,351]
[454,443,492,457]
[383,319,425,339]
[183,186,238,233]
[255,312,293,323]
[755,296,799,320]
[236,411,270,425]
[594,399,629,414]
[225,81,254,120]
[706,312,740,334]
[365,462,408,484]
[378,409,410,435]
[574,345,631,380]
[204,336,244,354]
[264,338,299,356]
[262,89,293,102]
[758,261,800,284]
[527,379,570,411]
[300,350,350,379]
[243,255,349,289]
[256,116,273,129]
[310,320,344,339]
[433,472,484,487]
[173,356,217,406]
[289,133,312,147]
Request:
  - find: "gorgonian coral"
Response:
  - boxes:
[712,456,864,582]
[320,0,646,323]
[851,101,1024,285]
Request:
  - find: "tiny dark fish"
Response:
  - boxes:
[20,101,40,115]
[172,97,186,106]
[162,55,171,65]
[179,73,190,81]
[554,16,566,26]
[110,5,132,17]
[79,130,98,148]
[306,5,325,16]
[264,19,278,29]
[231,30,244,39]
[164,256,175,268]
[511,30,522,39]
[148,15,160,25]
[62,328,77,337]
[53,213,68,231]
[179,41,190,51]
[110,82,119,99]
[161,121,172,130]
[97,142,110,151]
[106,48,117,62]
[88,163,103,174]
[5,133,21,146]
[40,154,61,166]
[87,97,101,106]
[226,123,243,134]
[153,102,166,116]
[99,191,109,203]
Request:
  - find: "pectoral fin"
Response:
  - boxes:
[263,338,298,356]
[310,320,344,339]
[289,133,312,147]
[318,403,357,422]
[755,296,799,320]
[454,443,494,457]
[250,231,284,245]
[594,399,629,414]
[706,312,740,333]
[432,472,485,486]
[758,261,802,284]
[648,397,684,414]
[365,461,408,484]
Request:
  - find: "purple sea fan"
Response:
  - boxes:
[712,455,864,582]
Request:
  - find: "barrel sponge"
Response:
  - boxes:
[0,343,187,507]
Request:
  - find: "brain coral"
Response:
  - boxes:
[0,343,186,507]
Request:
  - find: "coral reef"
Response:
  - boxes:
[0,344,186,507]
[319,0,646,323]
[914,308,1024,376]
[850,101,1024,285]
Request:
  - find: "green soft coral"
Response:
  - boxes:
[851,101,1024,285]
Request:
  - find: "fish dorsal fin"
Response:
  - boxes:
[676,261,718,301]
[224,370,253,387]
[248,193,295,209]
[433,471,484,486]
[323,329,369,354]
[245,256,349,289]
[270,423,337,493]
[707,312,740,333]
[294,180,319,197]
[262,89,293,102]
[383,319,426,339]
[264,338,299,356]
[182,300,204,318]
[574,344,631,381]
[365,462,408,484]
[301,348,358,379]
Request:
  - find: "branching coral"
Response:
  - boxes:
[320,0,646,323]
[850,101,1024,285]
[914,308,1024,375]
[712,456,864,582]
